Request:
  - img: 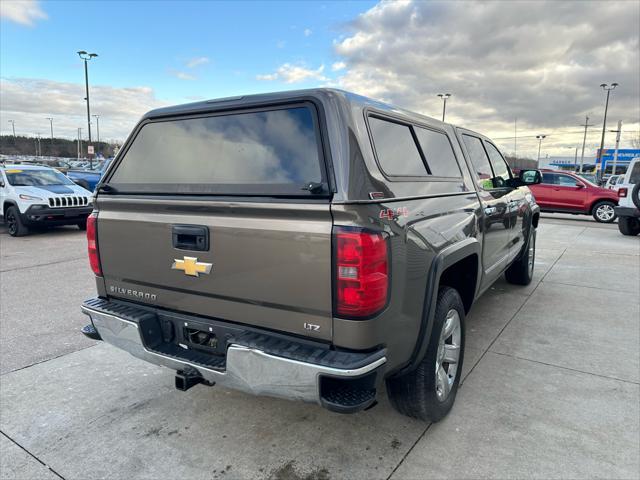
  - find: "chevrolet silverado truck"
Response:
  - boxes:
[80,89,541,421]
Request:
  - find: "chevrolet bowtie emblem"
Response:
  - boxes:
[171,256,212,277]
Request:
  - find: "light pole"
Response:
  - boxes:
[92,114,100,145]
[609,120,622,176]
[77,127,82,159]
[579,115,594,173]
[8,120,16,137]
[77,50,98,167]
[596,83,618,180]
[46,117,54,155]
[536,135,546,164]
[437,93,451,122]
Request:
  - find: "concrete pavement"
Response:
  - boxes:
[0,216,638,479]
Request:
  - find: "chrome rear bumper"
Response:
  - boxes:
[81,303,386,405]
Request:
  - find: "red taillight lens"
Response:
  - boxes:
[334,227,388,318]
[619,188,628,198]
[87,212,102,276]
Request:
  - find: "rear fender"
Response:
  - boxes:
[394,238,481,377]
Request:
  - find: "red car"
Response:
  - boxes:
[529,170,619,223]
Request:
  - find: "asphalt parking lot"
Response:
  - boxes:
[0,215,638,480]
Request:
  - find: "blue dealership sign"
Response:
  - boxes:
[596,149,640,165]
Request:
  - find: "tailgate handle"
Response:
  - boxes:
[172,225,209,251]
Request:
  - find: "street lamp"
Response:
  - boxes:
[536,135,546,164]
[596,83,618,180]
[437,93,451,122]
[77,50,98,167]
[92,114,100,145]
[7,120,16,137]
[46,117,54,154]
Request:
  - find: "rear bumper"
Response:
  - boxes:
[81,298,386,412]
[21,205,92,226]
[614,206,640,218]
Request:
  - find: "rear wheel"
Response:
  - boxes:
[505,227,536,285]
[618,217,640,236]
[386,287,465,422]
[592,201,617,223]
[5,206,29,237]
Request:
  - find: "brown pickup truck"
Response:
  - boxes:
[81,89,541,421]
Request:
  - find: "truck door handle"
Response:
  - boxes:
[172,225,209,251]
[484,206,497,215]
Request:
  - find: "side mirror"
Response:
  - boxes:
[575,183,584,189]
[519,169,542,185]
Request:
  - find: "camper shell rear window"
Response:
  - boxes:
[107,103,328,196]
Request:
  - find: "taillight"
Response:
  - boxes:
[334,226,389,318]
[87,212,102,276]
[619,188,628,198]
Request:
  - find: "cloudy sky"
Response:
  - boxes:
[1,0,638,159]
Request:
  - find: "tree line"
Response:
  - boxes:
[0,135,118,158]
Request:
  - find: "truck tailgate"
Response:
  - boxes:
[97,197,333,341]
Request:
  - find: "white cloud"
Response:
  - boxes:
[0,77,166,141]
[171,70,196,81]
[186,56,210,68]
[276,40,286,49]
[334,0,640,157]
[256,63,327,84]
[304,28,312,37]
[331,62,346,72]
[0,0,47,26]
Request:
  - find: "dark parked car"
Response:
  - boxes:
[80,89,541,422]
[529,169,619,223]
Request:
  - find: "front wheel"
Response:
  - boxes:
[386,287,465,422]
[5,206,29,237]
[592,201,617,223]
[505,227,536,285]
[618,216,640,236]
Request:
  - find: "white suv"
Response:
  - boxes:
[0,164,93,236]
[615,157,640,236]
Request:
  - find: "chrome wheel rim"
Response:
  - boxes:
[596,204,614,222]
[435,309,461,402]
[527,231,535,276]
[6,212,17,235]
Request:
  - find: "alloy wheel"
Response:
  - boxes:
[596,204,615,222]
[6,211,17,235]
[527,231,536,276]
[435,309,461,402]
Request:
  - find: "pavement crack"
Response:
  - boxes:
[488,350,640,385]
[462,245,568,382]
[385,422,433,480]
[0,256,86,273]
[1,344,98,377]
[1,431,66,480]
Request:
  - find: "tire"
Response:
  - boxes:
[592,200,617,223]
[632,184,640,210]
[505,227,536,285]
[77,219,87,230]
[386,287,465,422]
[5,206,29,237]
[618,216,640,236]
